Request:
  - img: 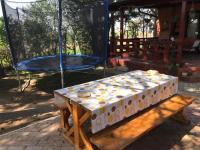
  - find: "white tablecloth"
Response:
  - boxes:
[55,70,178,133]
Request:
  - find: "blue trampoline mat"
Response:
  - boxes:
[16,55,103,72]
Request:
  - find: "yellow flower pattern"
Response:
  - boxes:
[55,70,178,133]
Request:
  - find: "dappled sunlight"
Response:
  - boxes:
[0,103,31,113]
[185,87,200,93]
[0,70,113,135]
[0,117,74,149]
[172,126,200,150]
[0,93,53,113]
[36,71,106,93]
[179,82,200,94]
[0,110,59,135]
[0,69,199,150]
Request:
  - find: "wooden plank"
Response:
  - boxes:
[64,100,72,113]
[90,94,195,150]
[172,109,190,124]
[63,109,71,131]
[60,110,65,129]
[66,111,90,137]
[80,127,93,150]
[63,133,74,145]
[80,112,90,125]
[177,0,187,63]
[72,103,81,150]
[66,126,74,137]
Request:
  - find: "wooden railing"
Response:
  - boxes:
[109,38,178,65]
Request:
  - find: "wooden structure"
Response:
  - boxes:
[178,63,200,82]
[54,92,195,150]
[109,0,200,73]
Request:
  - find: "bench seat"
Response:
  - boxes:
[90,94,195,150]
[109,56,169,74]
[178,63,200,82]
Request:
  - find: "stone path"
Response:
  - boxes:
[0,82,200,150]
[0,117,74,150]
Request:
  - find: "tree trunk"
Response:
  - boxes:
[54,41,58,55]
[73,34,76,55]
[63,32,67,54]
[0,66,5,77]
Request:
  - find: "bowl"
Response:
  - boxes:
[77,89,91,98]
[147,70,159,75]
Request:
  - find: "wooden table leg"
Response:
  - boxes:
[80,127,93,150]
[172,109,190,125]
[60,110,65,129]
[72,103,81,150]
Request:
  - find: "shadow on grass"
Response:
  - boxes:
[0,79,20,91]
[36,71,105,93]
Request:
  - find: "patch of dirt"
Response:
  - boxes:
[0,69,116,135]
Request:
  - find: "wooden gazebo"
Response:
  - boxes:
[109,0,200,74]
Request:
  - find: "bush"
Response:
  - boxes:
[0,17,12,69]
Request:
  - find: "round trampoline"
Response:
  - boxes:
[1,0,109,89]
[16,55,102,72]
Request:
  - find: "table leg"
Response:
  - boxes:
[80,127,93,150]
[172,109,190,124]
[72,103,81,150]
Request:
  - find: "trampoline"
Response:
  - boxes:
[16,55,103,72]
[1,0,109,90]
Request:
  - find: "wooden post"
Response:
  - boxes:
[72,103,80,150]
[143,41,148,61]
[143,14,145,39]
[177,0,187,64]
[110,12,115,55]
[163,43,169,64]
[120,9,124,52]
[172,109,190,125]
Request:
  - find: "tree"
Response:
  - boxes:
[0,17,10,76]
[3,0,105,60]
[62,0,104,55]
[22,0,58,57]
[112,8,158,38]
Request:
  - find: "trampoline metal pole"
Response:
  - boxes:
[1,0,17,67]
[103,0,109,77]
[1,0,21,91]
[103,61,107,77]
[58,0,64,88]
[16,69,22,92]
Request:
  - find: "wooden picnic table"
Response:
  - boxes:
[53,70,194,150]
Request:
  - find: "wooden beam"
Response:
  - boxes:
[63,133,74,145]
[110,12,115,54]
[177,0,187,64]
[109,0,183,11]
[72,103,81,150]
[120,9,124,52]
[80,128,93,150]
[172,109,191,124]
[90,94,195,150]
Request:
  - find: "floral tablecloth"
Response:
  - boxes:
[54,70,178,133]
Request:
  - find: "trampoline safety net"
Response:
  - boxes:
[1,0,108,71]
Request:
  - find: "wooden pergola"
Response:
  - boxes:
[109,0,198,64]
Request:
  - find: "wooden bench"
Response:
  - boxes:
[90,94,195,150]
[178,63,200,82]
[109,39,178,74]
[53,94,195,150]
[52,98,71,129]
